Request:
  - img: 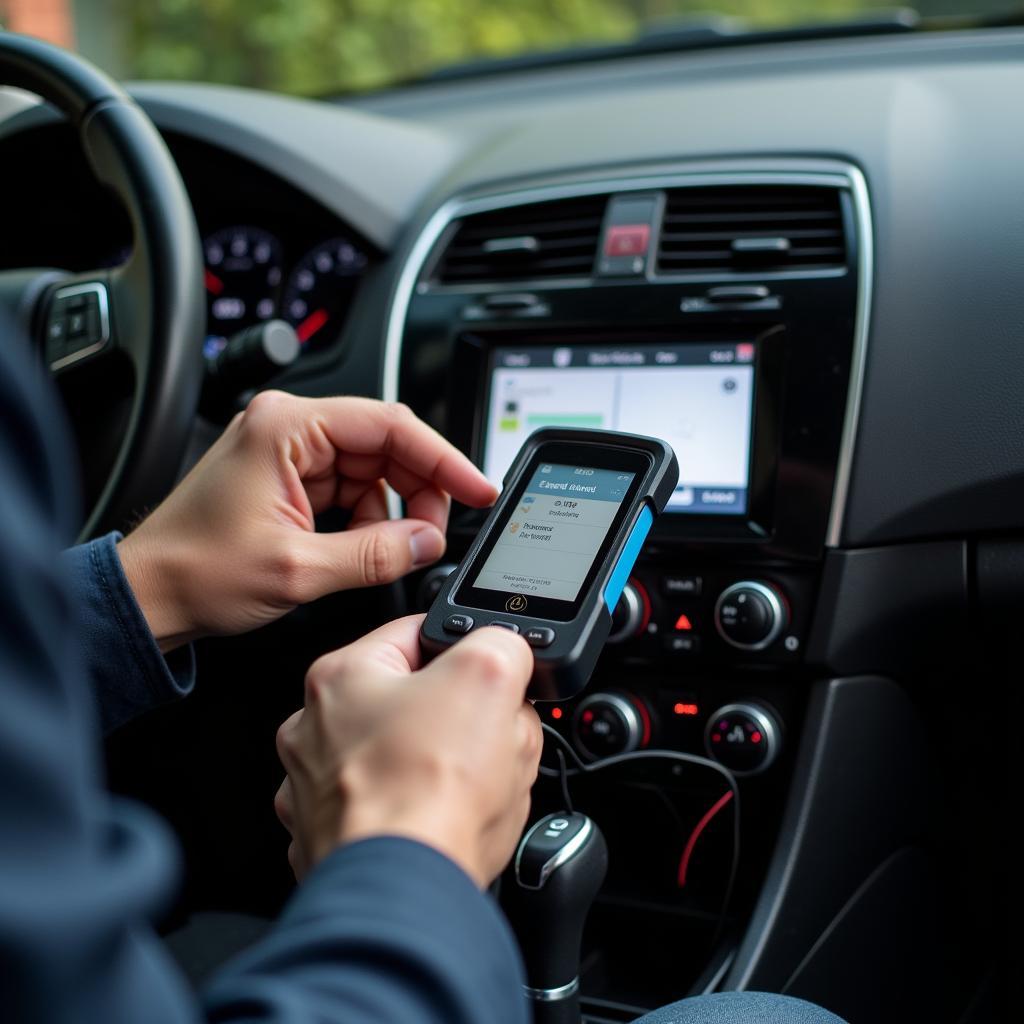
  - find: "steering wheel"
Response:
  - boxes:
[0,34,204,540]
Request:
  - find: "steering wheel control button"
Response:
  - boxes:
[663,575,703,597]
[573,693,646,761]
[47,283,111,372]
[524,626,556,648]
[442,613,474,634]
[506,594,529,613]
[705,703,781,775]
[714,581,787,650]
[489,621,520,633]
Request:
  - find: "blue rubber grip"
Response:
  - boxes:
[602,504,653,612]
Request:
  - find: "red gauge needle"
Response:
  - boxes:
[204,268,224,295]
[296,308,329,344]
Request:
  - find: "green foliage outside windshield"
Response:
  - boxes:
[79,0,1013,95]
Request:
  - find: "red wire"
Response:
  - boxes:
[677,790,734,889]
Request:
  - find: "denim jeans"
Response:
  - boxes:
[635,991,847,1023]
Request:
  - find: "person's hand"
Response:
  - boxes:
[274,615,542,888]
[117,393,497,651]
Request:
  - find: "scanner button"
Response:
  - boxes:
[524,626,556,648]
[443,613,474,634]
[488,621,520,634]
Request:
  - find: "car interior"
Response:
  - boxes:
[0,5,1015,1022]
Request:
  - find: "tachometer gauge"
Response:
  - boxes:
[203,226,283,357]
[282,236,367,350]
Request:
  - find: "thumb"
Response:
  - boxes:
[299,518,446,595]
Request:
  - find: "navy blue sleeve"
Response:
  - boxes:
[0,318,529,1024]
[205,838,529,1024]
[0,325,202,1024]
[62,531,196,734]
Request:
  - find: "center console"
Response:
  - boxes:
[388,159,871,1018]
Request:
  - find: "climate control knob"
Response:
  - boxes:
[607,580,649,643]
[572,693,649,761]
[714,581,787,651]
[705,703,781,775]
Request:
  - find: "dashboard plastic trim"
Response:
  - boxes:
[382,162,872,545]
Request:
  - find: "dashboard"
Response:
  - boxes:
[2,24,1018,1024]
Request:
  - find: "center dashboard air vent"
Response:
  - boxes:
[656,184,847,274]
[435,194,608,285]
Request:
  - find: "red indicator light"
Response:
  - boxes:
[204,268,224,295]
[582,710,594,723]
[673,613,693,631]
[551,707,563,721]
[712,732,722,742]
[673,702,699,716]
[751,731,762,744]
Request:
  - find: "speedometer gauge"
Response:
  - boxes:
[282,237,367,349]
[203,226,283,357]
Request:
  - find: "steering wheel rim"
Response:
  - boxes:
[0,33,204,540]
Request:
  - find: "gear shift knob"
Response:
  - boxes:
[501,812,608,1024]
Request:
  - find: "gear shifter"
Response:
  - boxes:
[501,811,608,1024]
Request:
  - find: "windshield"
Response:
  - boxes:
[1,1,1020,96]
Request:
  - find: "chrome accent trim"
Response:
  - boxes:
[524,978,580,1002]
[573,693,643,760]
[48,282,111,372]
[514,814,593,890]
[825,164,873,547]
[382,163,872,535]
[714,580,786,652]
[704,702,780,777]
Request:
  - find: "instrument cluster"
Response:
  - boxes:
[202,225,368,359]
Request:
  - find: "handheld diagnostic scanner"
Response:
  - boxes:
[420,428,678,701]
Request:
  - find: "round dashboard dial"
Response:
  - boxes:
[282,236,367,350]
[203,226,283,357]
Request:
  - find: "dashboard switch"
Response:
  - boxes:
[664,633,700,654]
[572,693,648,761]
[663,575,702,597]
[714,581,787,651]
[705,703,781,775]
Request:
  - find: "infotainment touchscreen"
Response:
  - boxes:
[482,342,755,515]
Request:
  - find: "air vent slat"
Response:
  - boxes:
[436,196,607,285]
[657,185,847,274]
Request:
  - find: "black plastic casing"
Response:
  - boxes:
[420,428,678,701]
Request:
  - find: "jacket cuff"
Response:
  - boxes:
[62,532,195,733]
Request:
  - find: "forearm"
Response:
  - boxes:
[204,837,529,1024]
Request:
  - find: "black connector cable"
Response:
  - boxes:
[538,723,741,944]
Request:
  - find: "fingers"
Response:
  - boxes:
[294,518,446,598]
[308,614,427,682]
[425,627,534,708]
[517,701,544,772]
[318,399,498,509]
[274,777,295,832]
